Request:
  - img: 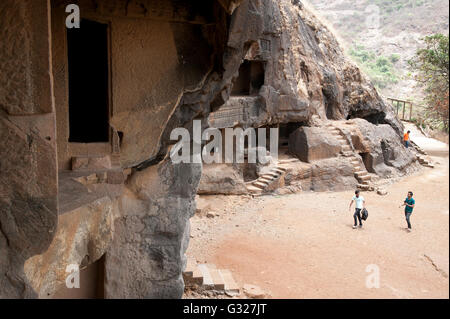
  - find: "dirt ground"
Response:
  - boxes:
[187,151,449,299]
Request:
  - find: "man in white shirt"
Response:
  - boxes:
[349,190,365,229]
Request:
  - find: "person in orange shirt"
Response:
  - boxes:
[404,130,410,148]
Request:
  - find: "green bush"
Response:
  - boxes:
[389,54,400,63]
[349,44,399,90]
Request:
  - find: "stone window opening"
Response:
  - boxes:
[231,60,265,96]
[67,19,110,143]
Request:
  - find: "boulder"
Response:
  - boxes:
[198,164,248,195]
[349,119,418,177]
[243,284,268,299]
[24,196,116,298]
[310,158,358,192]
[281,157,357,192]
[289,127,342,163]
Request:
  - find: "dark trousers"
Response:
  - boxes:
[354,208,362,226]
[405,212,412,229]
[405,141,410,148]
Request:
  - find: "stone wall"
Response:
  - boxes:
[52,0,218,169]
[104,158,201,298]
[0,0,58,298]
[1,0,416,299]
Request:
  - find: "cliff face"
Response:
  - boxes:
[306,0,450,100]
[1,0,410,299]
[208,0,403,134]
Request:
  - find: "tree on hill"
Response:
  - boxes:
[409,34,449,131]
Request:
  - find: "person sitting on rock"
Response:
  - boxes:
[404,130,411,148]
[400,191,415,232]
[349,190,365,229]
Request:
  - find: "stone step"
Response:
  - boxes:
[353,166,361,171]
[184,261,240,292]
[191,265,204,286]
[278,158,300,164]
[184,258,197,278]
[261,173,279,179]
[246,185,263,194]
[259,177,273,183]
[357,183,371,190]
[254,179,269,186]
[253,181,268,189]
[197,264,214,289]
[357,175,371,182]
[209,268,225,290]
[219,269,240,295]
[271,169,285,175]
[275,166,287,172]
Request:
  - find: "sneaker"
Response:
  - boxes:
[352,225,358,229]
[359,225,363,228]
[407,228,412,232]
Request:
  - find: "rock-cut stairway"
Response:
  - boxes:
[410,141,434,168]
[183,258,240,295]
[245,159,296,195]
[325,123,373,191]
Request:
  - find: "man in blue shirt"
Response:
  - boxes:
[400,191,415,232]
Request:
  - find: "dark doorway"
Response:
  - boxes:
[231,60,265,96]
[67,19,110,143]
[359,152,374,173]
[52,255,105,299]
[279,122,303,148]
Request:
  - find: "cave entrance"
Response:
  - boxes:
[231,60,265,96]
[67,19,110,143]
[279,123,302,149]
[359,152,373,173]
[326,103,335,120]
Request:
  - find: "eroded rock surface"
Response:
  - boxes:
[336,119,418,177]
[104,158,201,298]
[1,0,419,299]
[198,164,249,195]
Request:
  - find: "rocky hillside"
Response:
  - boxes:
[304,0,449,103]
